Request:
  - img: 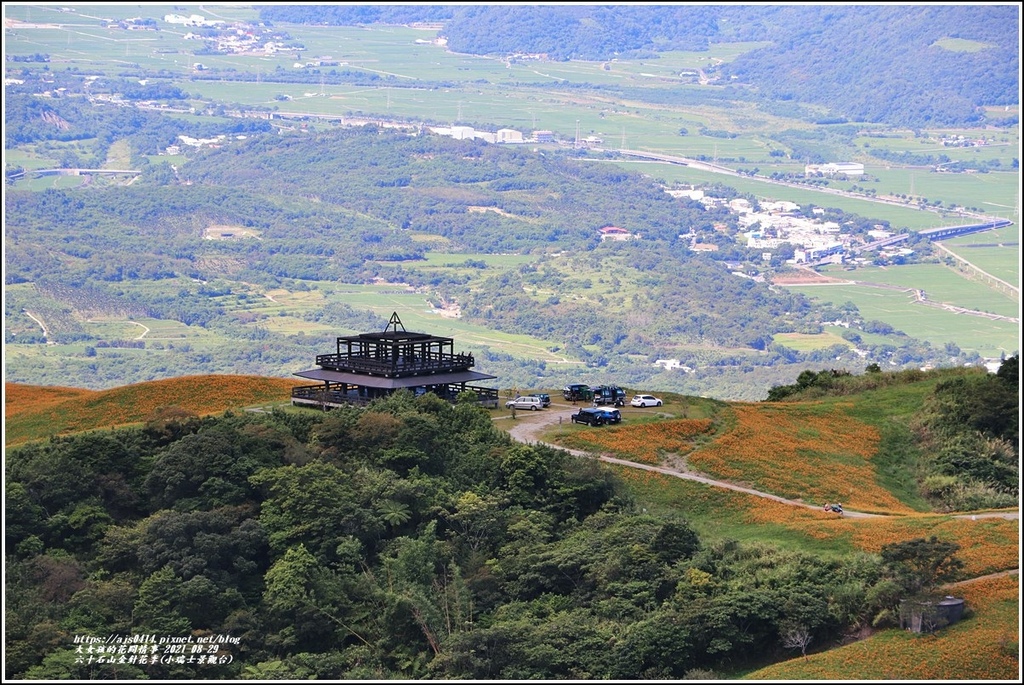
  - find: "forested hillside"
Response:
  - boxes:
[6,365,1018,679]
[718,4,1019,128]
[7,362,1017,680]
[4,120,987,395]
[257,4,1020,128]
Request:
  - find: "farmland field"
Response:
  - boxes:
[3,8,1019,680]
[830,263,1018,318]
[784,283,1018,357]
[939,236,1021,285]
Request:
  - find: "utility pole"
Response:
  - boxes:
[575,120,580,148]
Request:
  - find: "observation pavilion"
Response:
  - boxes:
[291,312,499,409]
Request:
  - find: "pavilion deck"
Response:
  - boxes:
[291,383,499,409]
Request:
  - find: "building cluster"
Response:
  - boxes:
[163,14,225,27]
[163,14,297,57]
[733,199,847,263]
[428,126,537,144]
[939,134,991,148]
[668,187,910,266]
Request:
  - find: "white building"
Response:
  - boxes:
[665,188,704,201]
[805,162,865,177]
[728,198,753,213]
[654,359,694,373]
[496,128,524,143]
[761,200,800,214]
[164,14,215,26]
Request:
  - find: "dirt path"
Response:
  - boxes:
[503,403,1019,521]
[23,310,50,342]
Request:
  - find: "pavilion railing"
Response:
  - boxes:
[314,352,475,377]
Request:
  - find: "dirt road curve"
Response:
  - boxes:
[503,405,1019,522]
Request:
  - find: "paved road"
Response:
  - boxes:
[503,405,1019,521]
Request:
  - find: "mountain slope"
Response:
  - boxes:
[4,372,1017,680]
[4,376,299,446]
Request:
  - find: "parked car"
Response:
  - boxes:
[563,383,594,401]
[594,407,621,424]
[631,394,663,408]
[505,396,544,411]
[570,407,606,426]
[527,393,551,407]
[593,385,626,407]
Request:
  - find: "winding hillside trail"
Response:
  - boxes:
[503,403,1019,522]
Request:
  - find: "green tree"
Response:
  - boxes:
[133,565,191,635]
[880,536,964,596]
[262,543,373,653]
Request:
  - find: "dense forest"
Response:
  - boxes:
[6,373,988,679]
[257,4,1019,128]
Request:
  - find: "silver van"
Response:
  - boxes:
[505,396,544,411]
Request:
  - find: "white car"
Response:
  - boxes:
[631,394,663,408]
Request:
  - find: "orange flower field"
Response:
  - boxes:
[745,574,1019,681]
[687,403,914,514]
[4,383,97,418]
[784,515,1017,578]
[558,418,714,464]
[956,572,1020,611]
[5,376,301,446]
